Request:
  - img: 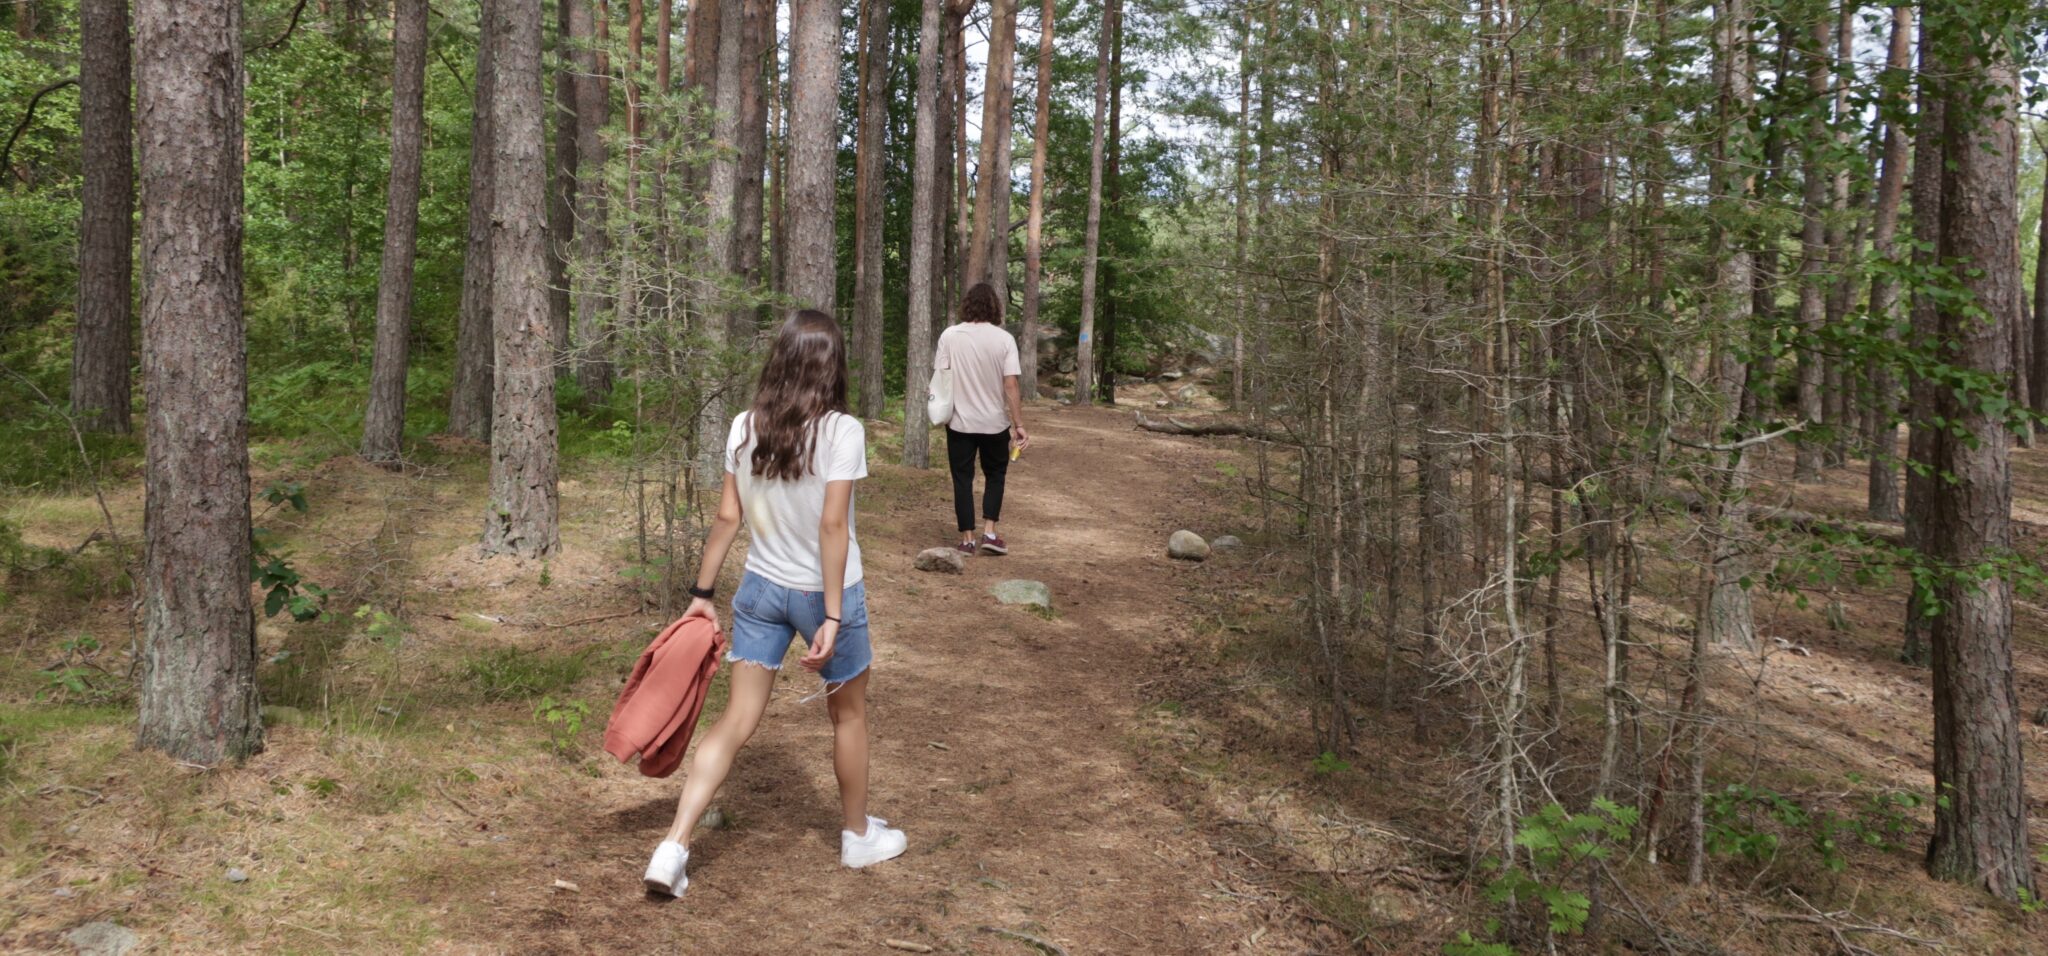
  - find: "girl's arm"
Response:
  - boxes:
[799,479,854,671]
[683,473,745,628]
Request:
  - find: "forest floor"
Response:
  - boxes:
[2,402,2046,954]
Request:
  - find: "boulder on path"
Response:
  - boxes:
[992,580,1052,613]
[1211,535,1243,553]
[65,922,138,956]
[914,547,966,574]
[1168,530,1211,561]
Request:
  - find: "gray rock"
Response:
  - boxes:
[1158,370,1184,382]
[1211,535,1243,553]
[226,868,249,884]
[64,921,137,956]
[914,547,966,574]
[54,886,76,899]
[991,580,1052,612]
[697,807,728,830]
[1168,530,1211,561]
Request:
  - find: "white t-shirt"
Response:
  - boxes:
[725,411,867,591]
[934,322,1022,435]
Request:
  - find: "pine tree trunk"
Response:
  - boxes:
[72,0,134,434]
[2034,135,2048,416]
[361,0,430,464]
[1073,0,1113,406]
[902,0,946,468]
[1865,4,1912,523]
[947,0,970,302]
[1923,3,2033,900]
[731,0,770,333]
[571,0,612,400]
[482,0,562,558]
[853,0,891,417]
[547,0,575,354]
[449,0,498,441]
[1901,11,1943,668]
[966,0,1015,295]
[693,0,744,487]
[1096,0,1121,405]
[1018,0,1052,402]
[786,0,838,312]
[446,0,493,442]
[134,0,261,763]
[1791,14,1830,482]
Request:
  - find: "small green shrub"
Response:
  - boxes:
[534,695,591,759]
[464,646,594,701]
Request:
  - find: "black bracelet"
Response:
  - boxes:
[688,584,716,600]
[823,615,840,624]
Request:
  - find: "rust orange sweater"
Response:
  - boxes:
[602,616,722,778]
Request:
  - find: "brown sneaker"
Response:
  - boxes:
[954,540,978,556]
[979,534,1008,556]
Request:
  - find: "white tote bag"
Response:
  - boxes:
[926,366,955,427]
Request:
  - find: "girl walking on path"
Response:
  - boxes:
[936,283,1032,556]
[642,310,907,898]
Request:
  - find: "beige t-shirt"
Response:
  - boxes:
[934,322,1022,435]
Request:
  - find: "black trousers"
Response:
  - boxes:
[946,427,1011,533]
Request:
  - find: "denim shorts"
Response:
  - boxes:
[728,571,874,687]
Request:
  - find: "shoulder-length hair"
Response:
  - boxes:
[740,309,851,481]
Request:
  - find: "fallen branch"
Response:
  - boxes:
[978,926,1070,956]
[1132,410,1291,443]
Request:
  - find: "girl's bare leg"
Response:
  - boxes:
[825,669,872,833]
[664,663,778,846]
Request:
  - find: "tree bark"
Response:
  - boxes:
[1922,1,2034,902]
[1073,0,1113,405]
[1901,11,1942,667]
[2035,133,2048,417]
[482,0,562,558]
[547,0,575,354]
[966,0,1016,299]
[361,0,430,464]
[1096,0,1121,405]
[786,0,838,312]
[1865,4,1912,522]
[1018,0,1052,401]
[570,0,611,400]
[732,0,770,329]
[134,0,261,763]
[71,0,134,434]
[853,0,891,417]
[902,0,946,467]
[450,0,498,442]
[1791,13,1830,482]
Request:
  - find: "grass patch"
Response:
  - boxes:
[464,645,596,701]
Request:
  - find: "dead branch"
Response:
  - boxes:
[3,76,79,182]
[978,926,1070,956]
[1133,410,1292,442]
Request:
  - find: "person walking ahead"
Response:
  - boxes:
[641,309,906,899]
[935,282,1031,555]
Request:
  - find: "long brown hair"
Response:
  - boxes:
[740,309,850,480]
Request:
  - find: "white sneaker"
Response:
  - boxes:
[643,840,688,897]
[840,816,907,869]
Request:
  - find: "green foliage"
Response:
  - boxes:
[353,605,406,645]
[38,635,124,706]
[251,481,329,622]
[464,646,594,701]
[1311,750,1352,775]
[534,695,591,759]
[1704,780,1923,876]
[1458,799,1638,949]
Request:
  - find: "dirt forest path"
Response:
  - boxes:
[516,405,1263,954]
